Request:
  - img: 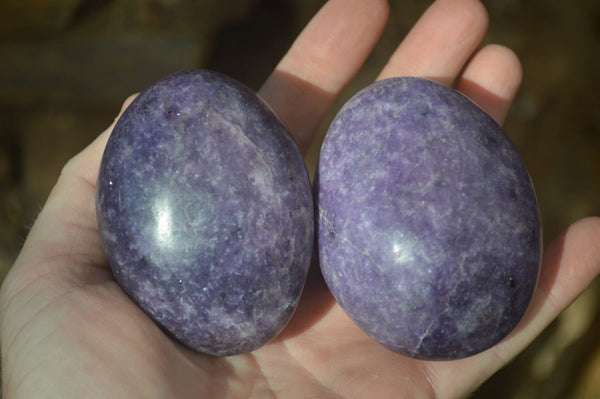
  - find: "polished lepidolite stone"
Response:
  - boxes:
[316,77,541,360]
[96,70,313,356]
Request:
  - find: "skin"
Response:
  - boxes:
[1,0,599,397]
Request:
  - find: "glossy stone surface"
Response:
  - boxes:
[96,70,313,356]
[316,77,541,360]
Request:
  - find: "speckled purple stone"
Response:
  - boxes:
[96,70,313,356]
[316,77,541,360]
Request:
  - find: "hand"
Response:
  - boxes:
[2,0,599,397]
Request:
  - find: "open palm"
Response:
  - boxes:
[2,0,599,397]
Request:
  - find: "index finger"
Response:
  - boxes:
[258,0,389,153]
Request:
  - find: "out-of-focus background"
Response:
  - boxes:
[0,0,598,397]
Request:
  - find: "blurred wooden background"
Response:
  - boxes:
[1,0,599,397]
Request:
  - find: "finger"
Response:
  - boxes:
[378,0,488,85]
[424,217,600,398]
[2,95,136,294]
[454,44,523,124]
[258,0,389,153]
[58,94,137,189]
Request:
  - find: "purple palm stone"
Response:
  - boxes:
[96,70,313,356]
[316,77,541,360]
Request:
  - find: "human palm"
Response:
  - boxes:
[2,0,600,398]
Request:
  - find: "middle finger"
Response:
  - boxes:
[377,0,489,85]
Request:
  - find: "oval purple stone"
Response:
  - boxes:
[316,77,541,360]
[96,70,313,356]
